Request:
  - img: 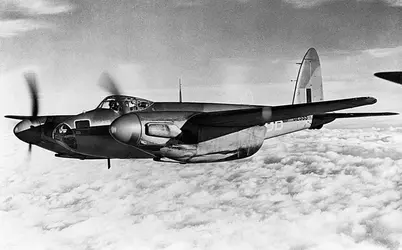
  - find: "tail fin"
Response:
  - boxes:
[292,48,324,104]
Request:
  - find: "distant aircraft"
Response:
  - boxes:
[374,71,402,85]
[5,48,398,167]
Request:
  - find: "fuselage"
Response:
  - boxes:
[52,102,264,159]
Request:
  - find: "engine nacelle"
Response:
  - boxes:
[161,125,267,163]
[109,113,143,145]
[110,112,190,146]
[110,112,267,163]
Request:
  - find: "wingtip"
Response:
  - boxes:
[365,97,377,104]
[374,72,390,80]
[374,112,399,116]
[4,115,31,120]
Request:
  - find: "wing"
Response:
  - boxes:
[4,115,39,120]
[374,72,402,84]
[4,115,73,121]
[188,97,377,127]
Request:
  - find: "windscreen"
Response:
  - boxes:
[97,96,153,112]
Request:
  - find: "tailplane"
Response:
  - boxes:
[310,112,398,129]
[292,48,324,104]
[374,71,402,85]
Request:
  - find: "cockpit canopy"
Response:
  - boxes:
[97,95,153,112]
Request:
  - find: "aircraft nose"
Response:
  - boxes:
[109,114,142,145]
[14,119,42,144]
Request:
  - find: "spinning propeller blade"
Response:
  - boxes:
[99,72,122,96]
[98,72,128,113]
[24,72,40,158]
[24,72,39,118]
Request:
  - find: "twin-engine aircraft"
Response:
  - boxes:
[5,48,398,167]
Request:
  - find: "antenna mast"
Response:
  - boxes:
[179,78,182,103]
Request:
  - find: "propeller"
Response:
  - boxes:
[24,72,39,118]
[98,72,127,113]
[98,72,122,96]
[24,71,40,156]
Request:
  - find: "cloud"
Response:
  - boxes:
[171,0,251,8]
[0,0,74,37]
[384,0,402,6]
[1,127,402,249]
[173,0,207,7]
[0,19,50,37]
[363,45,402,58]
[0,0,74,15]
[282,0,334,8]
[283,0,402,8]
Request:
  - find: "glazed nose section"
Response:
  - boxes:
[109,114,142,145]
[14,119,42,144]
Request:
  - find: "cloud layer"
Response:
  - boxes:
[283,0,402,8]
[0,19,50,37]
[1,127,402,249]
[0,0,74,37]
[1,0,73,15]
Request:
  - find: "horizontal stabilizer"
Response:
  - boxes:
[374,72,402,84]
[315,112,398,119]
[310,112,398,129]
[187,97,377,127]
[270,97,376,121]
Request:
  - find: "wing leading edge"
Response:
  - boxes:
[5,115,40,120]
[188,97,379,127]
[4,115,73,120]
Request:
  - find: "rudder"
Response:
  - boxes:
[292,48,324,104]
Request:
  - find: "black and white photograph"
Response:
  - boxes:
[1,0,402,249]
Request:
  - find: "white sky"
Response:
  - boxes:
[1,0,402,129]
